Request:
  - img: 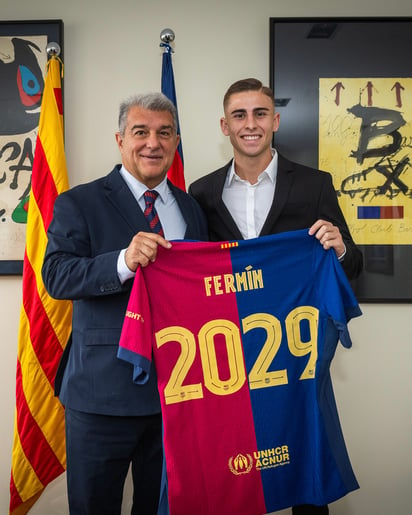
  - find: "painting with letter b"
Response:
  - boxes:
[319,77,412,245]
[118,229,361,514]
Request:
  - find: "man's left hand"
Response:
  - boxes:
[309,219,346,260]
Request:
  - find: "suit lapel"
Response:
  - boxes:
[104,166,150,233]
[210,163,244,240]
[259,154,295,236]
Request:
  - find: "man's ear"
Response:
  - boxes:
[220,117,229,136]
[115,132,123,150]
[273,112,280,133]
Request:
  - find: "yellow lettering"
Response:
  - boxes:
[224,274,236,293]
[235,271,248,291]
[203,268,264,297]
[204,277,212,296]
[213,275,223,295]
[246,266,253,289]
[156,306,318,407]
[286,306,319,380]
[125,310,144,322]
[252,269,263,289]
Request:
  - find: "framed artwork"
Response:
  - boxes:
[0,19,63,275]
[270,17,412,302]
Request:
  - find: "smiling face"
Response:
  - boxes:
[220,90,280,166]
[115,105,179,189]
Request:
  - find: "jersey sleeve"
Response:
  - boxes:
[117,266,154,384]
[315,246,362,349]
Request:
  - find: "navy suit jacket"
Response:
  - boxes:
[189,154,363,280]
[42,165,208,416]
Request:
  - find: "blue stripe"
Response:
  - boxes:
[161,46,183,163]
[358,206,380,219]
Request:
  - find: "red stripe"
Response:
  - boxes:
[9,471,23,512]
[15,359,65,486]
[167,151,186,191]
[22,254,63,385]
[150,213,160,228]
[381,206,404,219]
[54,87,63,115]
[30,138,59,232]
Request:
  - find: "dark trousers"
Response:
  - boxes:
[292,505,329,514]
[65,408,162,515]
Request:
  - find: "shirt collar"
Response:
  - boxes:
[226,149,278,186]
[119,165,169,203]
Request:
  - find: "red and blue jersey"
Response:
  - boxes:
[118,229,361,514]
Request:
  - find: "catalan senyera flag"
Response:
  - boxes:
[161,41,186,191]
[9,56,72,515]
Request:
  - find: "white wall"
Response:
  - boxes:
[1,1,412,514]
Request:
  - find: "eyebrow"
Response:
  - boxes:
[229,107,271,116]
[130,124,174,131]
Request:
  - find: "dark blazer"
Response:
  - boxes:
[42,165,208,416]
[189,154,363,280]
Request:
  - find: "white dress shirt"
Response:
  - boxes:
[222,152,346,260]
[222,151,278,239]
[117,166,187,282]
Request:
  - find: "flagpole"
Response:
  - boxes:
[160,27,175,45]
[46,40,61,57]
[159,28,186,191]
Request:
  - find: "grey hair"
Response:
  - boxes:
[118,92,178,136]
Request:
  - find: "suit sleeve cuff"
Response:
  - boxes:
[337,244,347,262]
[117,249,136,284]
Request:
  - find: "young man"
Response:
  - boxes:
[42,92,207,515]
[189,78,362,281]
[189,78,363,514]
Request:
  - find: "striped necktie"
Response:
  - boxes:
[143,190,164,236]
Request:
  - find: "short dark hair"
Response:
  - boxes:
[223,78,275,109]
[118,92,178,136]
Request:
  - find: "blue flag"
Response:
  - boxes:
[161,42,185,190]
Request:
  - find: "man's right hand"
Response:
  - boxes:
[125,231,172,271]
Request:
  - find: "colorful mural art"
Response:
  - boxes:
[0,35,48,262]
